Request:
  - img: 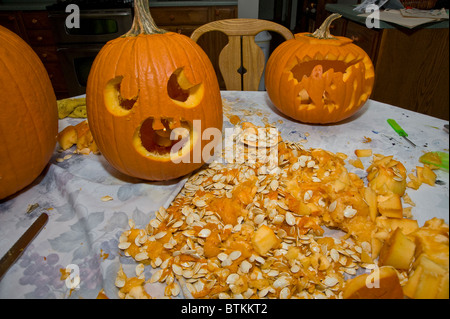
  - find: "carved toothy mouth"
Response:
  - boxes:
[287,54,371,109]
[133,117,195,161]
[291,59,359,82]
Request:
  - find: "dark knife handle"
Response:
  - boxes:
[0,213,48,280]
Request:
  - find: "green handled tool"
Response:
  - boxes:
[420,151,449,172]
[387,119,416,147]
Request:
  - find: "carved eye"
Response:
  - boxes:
[104,76,138,116]
[167,67,204,108]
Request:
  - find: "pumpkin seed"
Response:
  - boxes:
[229,250,242,261]
[343,206,357,218]
[328,200,337,212]
[304,190,313,202]
[285,211,296,226]
[324,276,339,287]
[118,242,131,250]
[135,252,149,262]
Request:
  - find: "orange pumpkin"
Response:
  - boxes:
[0,26,58,200]
[265,14,375,124]
[86,0,223,181]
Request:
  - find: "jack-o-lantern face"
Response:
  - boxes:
[86,1,222,181]
[265,14,375,124]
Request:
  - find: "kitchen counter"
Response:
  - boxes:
[326,3,449,29]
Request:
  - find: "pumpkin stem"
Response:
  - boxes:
[311,13,341,40]
[125,0,166,36]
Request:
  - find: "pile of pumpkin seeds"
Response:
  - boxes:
[115,123,381,299]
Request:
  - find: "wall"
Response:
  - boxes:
[238,0,259,18]
[259,0,275,20]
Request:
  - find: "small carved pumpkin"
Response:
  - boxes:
[0,26,58,199]
[86,0,223,181]
[265,14,375,124]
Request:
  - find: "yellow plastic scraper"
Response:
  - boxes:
[387,119,416,147]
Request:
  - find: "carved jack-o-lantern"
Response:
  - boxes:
[265,14,375,124]
[86,0,223,181]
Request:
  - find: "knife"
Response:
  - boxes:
[0,213,48,280]
[387,119,416,147]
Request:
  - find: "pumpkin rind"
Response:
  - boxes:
[86,2,222,181]
[0,26,58,199]
[265,14,375,124]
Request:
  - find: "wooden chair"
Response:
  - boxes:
[191,19,294,91]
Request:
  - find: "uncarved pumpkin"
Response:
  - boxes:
[86,0,223,181]
[265,14,375,124]
[0,26,58,200]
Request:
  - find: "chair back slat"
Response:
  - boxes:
[191,19,294,91]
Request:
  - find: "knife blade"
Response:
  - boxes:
[0,212,48,280]
[387,119,416,147]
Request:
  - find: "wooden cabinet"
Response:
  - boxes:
[330,18,381,66]
[300,0,337,32]
[371,28,448,121]
[0,11,68,98]
[151,5,237,35]
[328,13,449,120]
[0,11,27,40]
[151,6,210,34]
[343,20,381,64]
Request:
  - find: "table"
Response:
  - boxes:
[0,91,448,299]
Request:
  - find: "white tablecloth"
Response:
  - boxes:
[0,91,448,298]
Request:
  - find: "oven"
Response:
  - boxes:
[47,2,133,96]
[56,44,106,95]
